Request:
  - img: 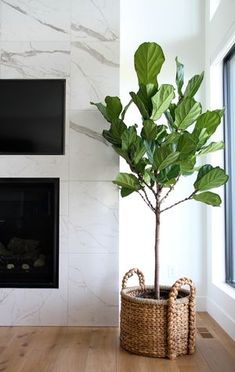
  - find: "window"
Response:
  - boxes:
[224,44,235,288]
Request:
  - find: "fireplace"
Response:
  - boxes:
[0,178,59,288]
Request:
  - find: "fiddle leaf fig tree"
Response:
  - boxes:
[91,42,229,299]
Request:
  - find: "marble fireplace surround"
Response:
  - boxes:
[0,0,120,326]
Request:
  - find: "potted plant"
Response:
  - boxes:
[91,42,228,359]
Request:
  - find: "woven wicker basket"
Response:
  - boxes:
[120,268,196,359]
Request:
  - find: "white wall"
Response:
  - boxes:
[120,0,206,309]
[0,0,119,326]
[205,0,235,339]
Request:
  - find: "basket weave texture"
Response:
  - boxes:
[120,268,196,359]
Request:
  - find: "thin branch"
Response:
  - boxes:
[160,191,196,213]
[159,176,180,205]
[137,190,155,213]
[142,187,155,210]
[137,173,158,198]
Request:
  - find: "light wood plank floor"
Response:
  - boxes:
[0,313,234,372]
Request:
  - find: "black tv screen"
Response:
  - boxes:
[0,79,65,155]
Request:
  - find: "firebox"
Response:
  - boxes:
[0,178,59,288]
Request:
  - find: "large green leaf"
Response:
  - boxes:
[193,191,221,206]
[184,72,204,98]
[113,173,141,191]
[175,57,184,97]
[129,91,149,119]
[153,146,179,171]
[199,141,224,155]
[134,42,165,85]
[194,166,228,191]
[151,84,175,120]
[175,97,202,129]
[141,119,158,140]
[105,96,122,120]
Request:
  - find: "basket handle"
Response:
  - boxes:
[121,268,145,290]
[167,277,196,360]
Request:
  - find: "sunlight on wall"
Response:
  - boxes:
[210,0,221,20]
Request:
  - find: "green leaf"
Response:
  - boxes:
[121,99,133,121]
[156,125,168,143]
[199,141,224,155]
[144,140,155,164]
[121,187,135,197]
[196,164,213,181]
[134,42,165,85]
[180,156,196,175]
[91,102,110,122]
[112,146,130,163]
[163,132,180,145]
[102,119,127,146]
[184,72,204,98]
[121,126,137,151]
[177,132,197,159]
[214,108,225,119]
[154,146,179,171]
[137,84,158,114]
[158,152,180,171]
[175,57,184,97]
[151,84,175,120]
[141,119,158,140]
[193,191,222,206]
[175,97,202,129]
[131,139,146,165]
[130,91,149,119]
[194,110,222,137]
[105,96,122,120]
[194,166,228,191]
[164,110,174,129]
[113,173,141,191]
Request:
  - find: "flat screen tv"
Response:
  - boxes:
[0,79,65,155]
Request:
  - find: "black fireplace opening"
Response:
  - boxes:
[0,178,59,288]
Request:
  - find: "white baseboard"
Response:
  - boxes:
[196,296,207,311]
[207,297,235,340]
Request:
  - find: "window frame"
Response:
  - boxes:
[223,43,235,288]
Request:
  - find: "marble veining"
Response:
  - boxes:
[0,0,70,41]
[72,41,119,68]
[71,0,119,42]
[71,23,117,43]
[0,42,70,78]
[1,0,67,34]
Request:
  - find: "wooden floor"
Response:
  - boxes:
[0,313,234,372]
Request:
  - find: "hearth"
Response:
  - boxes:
[0,178,59,288]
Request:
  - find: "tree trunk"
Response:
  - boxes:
[154,202,160,299]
